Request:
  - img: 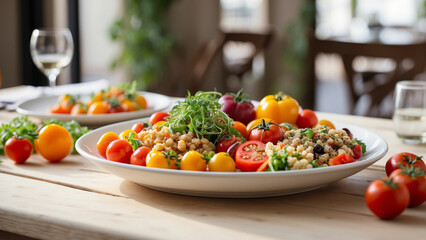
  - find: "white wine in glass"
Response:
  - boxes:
[30,28,74,89]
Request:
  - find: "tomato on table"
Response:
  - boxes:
[256,93,300,124]
[248,119,283,144]
[106,139,133,164]
[365,178,409,219]
[328,153,354,166]
[35,124,73,162]
[235,140,268,172]
[390,167,426,208]
[4,137,33,164]
[180,151,207,171]
[130,147,151,166]
[296,109,318,129]
[149,112,170,125]
[208,152,236,172]
[385,152,426,176]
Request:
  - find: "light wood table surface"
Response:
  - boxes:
[0,88,425,240]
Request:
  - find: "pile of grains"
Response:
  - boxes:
[137,126,215,158]
[265,125,355,170]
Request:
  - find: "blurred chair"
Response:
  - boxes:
[308,27,426,117]
[175,28,273,93]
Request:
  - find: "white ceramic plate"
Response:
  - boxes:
[76,119,388,198]
[16,92,172,126]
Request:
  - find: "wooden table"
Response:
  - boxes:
[1,94,426,239]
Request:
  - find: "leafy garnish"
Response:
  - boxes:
[166,91,241,144]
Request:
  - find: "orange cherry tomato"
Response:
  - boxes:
[232,121,249,140]
[317,119,335,129]
[121,99,139,112]
[119,129,139,140]
[146,150,178,169]
[59,94,78,114]
[152,121,167,131]
[71,103,88,115]
[87,101,109,114]
[96,132,120,158]
[49,104,68,114]
[135,94,147,109]
[35,124,73,162]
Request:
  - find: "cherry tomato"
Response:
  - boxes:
[49,104,67,114]
[216,135,239,153]
[246,118,275,132]
[149,112,170,125]
[121,99,139,112]
[71,103,88,115]
[208,152,236,172]
[328,153,354,166]
[152,121,167,131]
[385,152,426,176]
[235,140,268,172]
[107,87,124,98]
[130,147,151,166]
[352,144,362,160]
[87,101,109,114]
[96,132,120,158]
[135,94,147,109]
[146,150,178,169]
[35,124,73,162]
[106,139,133,164]
[131,122,146,133]
[180,151,207,171]
[390,168,426,208]
[59,94,78,114]
[317,119,335,129]
[365,178,409,219]
[4,137,33,164]
[249,119,283,144]
[296,109,318,128]
[232,121,249,140]
[119,129,139,140]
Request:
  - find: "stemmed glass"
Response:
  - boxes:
[30,28,74,89]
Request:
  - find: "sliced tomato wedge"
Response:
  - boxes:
[329,153,354,166]
[235,140,268,172]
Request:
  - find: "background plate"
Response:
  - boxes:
[76,119,388,198]
[16,92,171,126]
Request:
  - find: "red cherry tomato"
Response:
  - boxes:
[385,152,426,176]
[390,168,426,208]
[248,119,283,144]
[328,153,354,166]
[352,144,362,160]
[235,140,268,172]
[365,178,409,219]
[130,147,151,166]
[216,135,239,153]
[131,122,146,134]
[149,112,170,125]
[106,139,133,164]
[296,109,318,128]
[4,137,33,164]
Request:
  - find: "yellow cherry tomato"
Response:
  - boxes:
[96,132,119,158]
[87,101,109,114]
[35,124,73,162]
[119,129,139,140]
[135,94,147,109]
[318,119,335,129]
[246,118,275,132]
[121,99,140,112]
[152,121,167,131]
[146,150,178,169]
[256,93,300,124]
[208,152,236,172]
[180,151,207,171]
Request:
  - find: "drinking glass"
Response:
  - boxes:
[30,28,74,88]
[393,81,426,144]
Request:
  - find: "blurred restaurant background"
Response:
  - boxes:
[1,0,425,118]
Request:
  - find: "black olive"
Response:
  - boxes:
[314,144,324,154]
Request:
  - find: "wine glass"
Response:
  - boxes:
[30,28,74,89]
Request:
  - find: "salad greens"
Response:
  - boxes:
[0,116,89,154]
[166,91,241,144]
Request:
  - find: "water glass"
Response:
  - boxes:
[393,81,426,144]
